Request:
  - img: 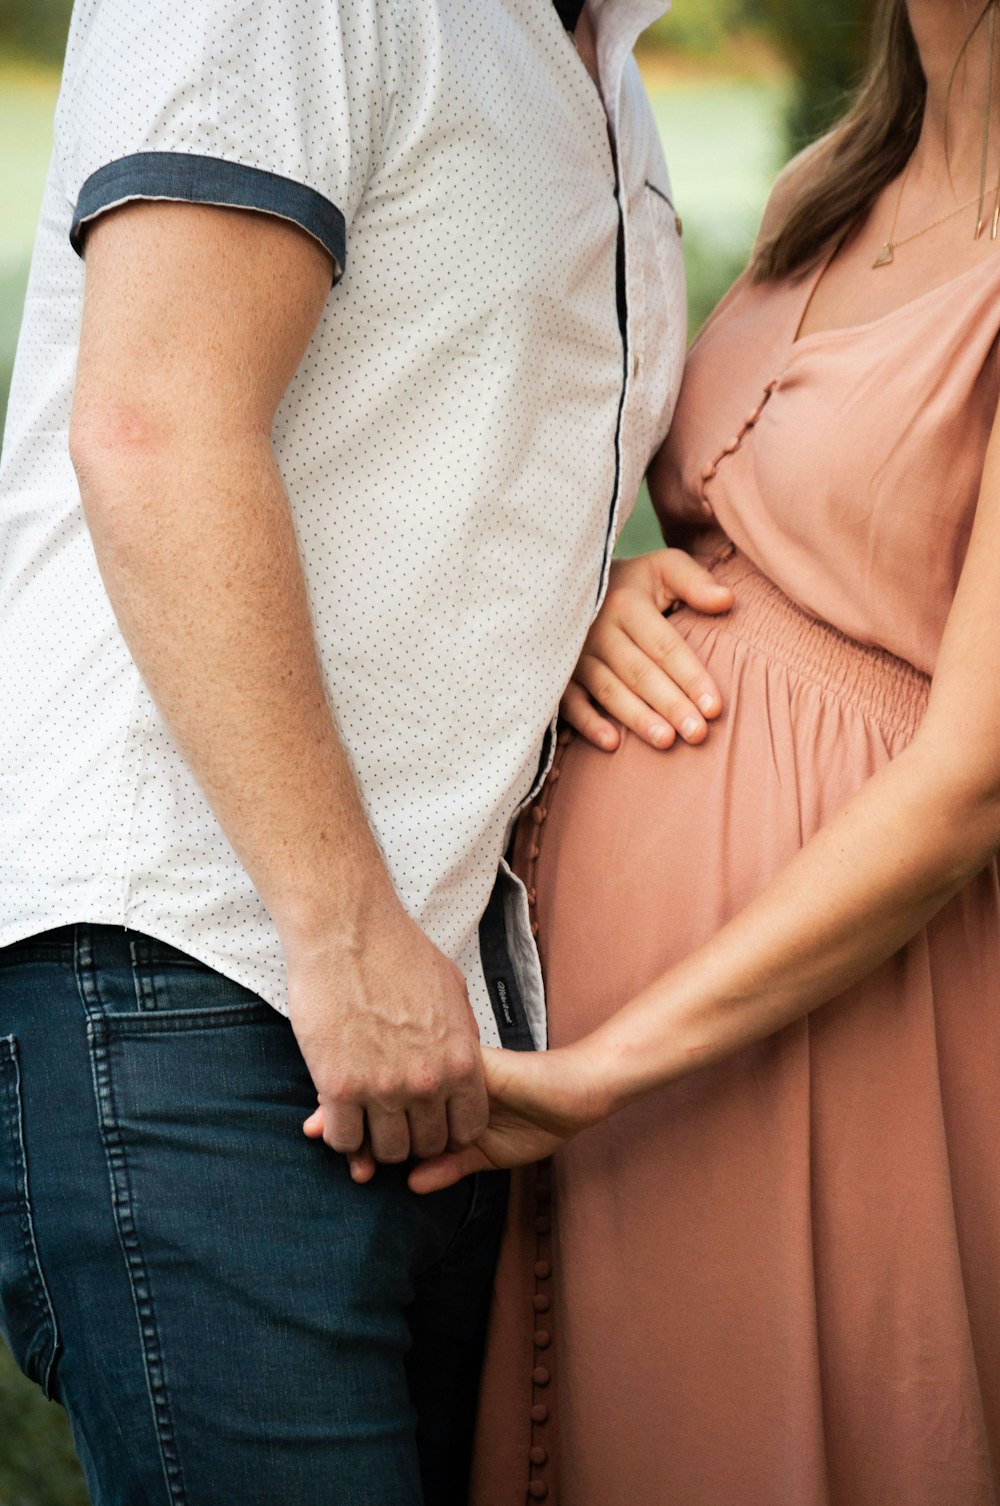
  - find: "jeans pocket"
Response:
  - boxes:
[0,1036,60,1396]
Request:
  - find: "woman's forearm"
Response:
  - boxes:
[584,737,1000,1109]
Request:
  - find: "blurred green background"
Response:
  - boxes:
[0,1,871,1501]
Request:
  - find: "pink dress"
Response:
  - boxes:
[472,253,1000,1506]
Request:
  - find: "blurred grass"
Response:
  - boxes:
[0,1354,88,1506]
[0,64,59,441]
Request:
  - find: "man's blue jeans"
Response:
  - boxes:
[0,925,508,1506]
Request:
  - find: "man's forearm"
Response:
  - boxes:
[73,426,398,945]
[67,204,487,1169]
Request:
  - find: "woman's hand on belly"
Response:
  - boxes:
[562,549,733,752]
[407,1043,611,1193]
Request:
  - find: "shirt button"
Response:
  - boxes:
[534,1214,551,1234]
[532,1366,551,1386]
[533,1294,551,1313]
[531,1403,549,1423]
[722,435,741,454]
[534,1330,552,1349]
[534,1260,551,1279]
[530,1446,549,1466]
[529,1481,549,1499]
[701,463,717,483]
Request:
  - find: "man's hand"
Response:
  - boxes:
[561,548,733,751]
[293,901,487,1171]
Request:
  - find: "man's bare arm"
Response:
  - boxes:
[70,201,488,1167]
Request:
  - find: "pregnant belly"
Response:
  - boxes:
[515,552,929,1049]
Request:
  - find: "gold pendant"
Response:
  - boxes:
[872,242,894,268]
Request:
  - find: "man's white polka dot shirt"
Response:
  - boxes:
[0,0,686,1047]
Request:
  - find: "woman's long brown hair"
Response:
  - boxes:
[752,0,928,282]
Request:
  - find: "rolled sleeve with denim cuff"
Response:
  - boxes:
[58,0,389,280]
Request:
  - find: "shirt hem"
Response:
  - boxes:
[0,909,291,1017]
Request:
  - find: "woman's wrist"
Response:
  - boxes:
[573,977,712,1115]
[564,1025,657,1122]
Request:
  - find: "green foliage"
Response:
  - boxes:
[1,264,29,438]
[643,1,874,153]
[758,0,875,150]
[644,0,755,59]
[0,1342,88,1506]
[0,0,72,65]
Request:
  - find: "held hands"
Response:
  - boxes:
[406,1042,613,1194]
[561,547,733,751]
[291,899,488,1179]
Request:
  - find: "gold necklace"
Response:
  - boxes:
[977,0,1000,239]
[872,157,989,268]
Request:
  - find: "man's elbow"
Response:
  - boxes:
[69,396,175,530]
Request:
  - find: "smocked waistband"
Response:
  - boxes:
[685,546,930,740]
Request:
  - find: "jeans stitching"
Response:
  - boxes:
[75,930,189,1506]
[0,1036,61,1397]
[128,936,157,1012]
[97,1002,277,1037]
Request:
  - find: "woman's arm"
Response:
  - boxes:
[408,399,1000,1192]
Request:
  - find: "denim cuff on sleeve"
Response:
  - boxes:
[70,152,347,283]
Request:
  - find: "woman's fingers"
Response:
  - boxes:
[650,546,735,616]
[408,1145,492,1195]
[577,612,720,748]
[566,551,731,750]
[618,593,725,723]
[575,653,680,747]
[560,679,621,751]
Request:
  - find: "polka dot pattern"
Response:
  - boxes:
[0,0,685,1044]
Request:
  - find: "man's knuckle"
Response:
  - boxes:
[448,1047,479,1083]
[323,1074,359,1103]
[406,1067,441,1101]
[373,1076,405,1108]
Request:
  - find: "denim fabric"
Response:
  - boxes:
[0,925,508,1506]
[70,153,347,279]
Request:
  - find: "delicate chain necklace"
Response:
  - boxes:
[872,156,992,268]
[874,2,1000,269]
